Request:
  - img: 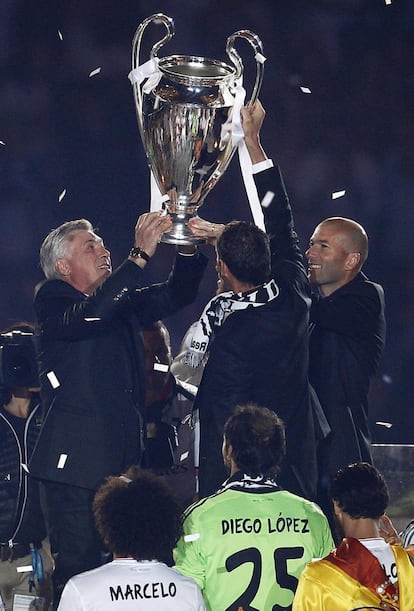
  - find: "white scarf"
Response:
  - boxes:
[184,279,280,368]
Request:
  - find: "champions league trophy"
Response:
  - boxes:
[129,13,264,244]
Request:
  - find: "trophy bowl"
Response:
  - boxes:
[129,14,264,244]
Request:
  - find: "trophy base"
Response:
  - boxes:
[160,224,205,245]
[160,212,205,245]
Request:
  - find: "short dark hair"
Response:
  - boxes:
[330,462,389,519]
[223,403,285,478]
[217,221,271,285]
[93,466,182,562]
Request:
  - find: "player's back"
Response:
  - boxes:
[175,476,334,610]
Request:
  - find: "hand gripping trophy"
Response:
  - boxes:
[129,13,264,244]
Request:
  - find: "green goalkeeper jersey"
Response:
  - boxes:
[174,473,334,610]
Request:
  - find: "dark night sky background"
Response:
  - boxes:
[1,0,414,443]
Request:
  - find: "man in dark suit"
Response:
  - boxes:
[306,216,386,531]
[29,210,207,606]
[187,102,329,501]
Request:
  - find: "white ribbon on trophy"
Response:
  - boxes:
[230,77,265,232]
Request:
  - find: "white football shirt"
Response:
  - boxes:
[57,559,205,610]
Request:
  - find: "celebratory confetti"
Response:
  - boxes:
[119,475,132,484]
[180,451,189,461]
[21,463,29,473]
[153,362,169,372]
[376,421,393,428]
[261,190,275,208]
[89,67,101,78]
[382,374,392,384]
[332,190,346,200]
[47,371,60,389]
[184,533,200,542]
[57,454,68,469]
[58,30,63,40]
[58,188,66,203]
[300,86,312,94]
[0,140,5,146]
[16,566,33,573]
[385,0,392,4]
[255,52,267,65]
[84,317,101,322]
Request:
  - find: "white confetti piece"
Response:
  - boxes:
[16,565,33,573]
[57,454,68,469]
[58,30,63,40]
[261,190,275,208]
[153,362,169,372]
[47,371,60,389]
[0,140,5,146]
[255,52,267,65]
[84,317,101,322]
[119,475,132,484]
[184,533,200,542]
[332,190,346,200]
[300,86,312,94]
[385,0,392,4]
[382,374,392,384]
[376,421,393,429]
[180,451,189,462]
[89,67,101,78]
[21,463,29,473]
[58,189,66,203]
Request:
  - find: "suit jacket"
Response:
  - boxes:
[309,272,386,477]
[29,254,207,490]
[195,166,325,500]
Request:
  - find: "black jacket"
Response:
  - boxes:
[309,272,386,477]
[195,166,326,500]
[29,253,207,490]
[0,402,46,545]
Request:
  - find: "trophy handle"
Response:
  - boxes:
[131,14,175,133]
[226,30,264,103]
[132,13,174,65]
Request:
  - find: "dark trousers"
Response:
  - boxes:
[41,481,103,609]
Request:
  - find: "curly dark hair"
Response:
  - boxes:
[93,466,183,562]
[217,221,271,285]
[223,403,285,478]
[330,462,389,519]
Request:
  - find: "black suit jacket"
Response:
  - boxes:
[309,272,386,477]
[29,254,207,490]
[195,166,325,500]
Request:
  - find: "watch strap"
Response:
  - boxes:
[129,246,150,262]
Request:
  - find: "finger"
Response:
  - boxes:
[381,515,397,533]
[136,212,149,228]
[141,212,169,232]
[240,107,252,123]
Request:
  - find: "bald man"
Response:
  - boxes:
[306,217,385,531]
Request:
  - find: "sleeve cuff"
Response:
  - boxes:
[252,158,274,174]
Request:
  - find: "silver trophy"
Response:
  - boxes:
[129,13,264,244]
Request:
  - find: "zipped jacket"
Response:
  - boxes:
[0,402,46,545]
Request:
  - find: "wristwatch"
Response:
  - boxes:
[128,246,150,262]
